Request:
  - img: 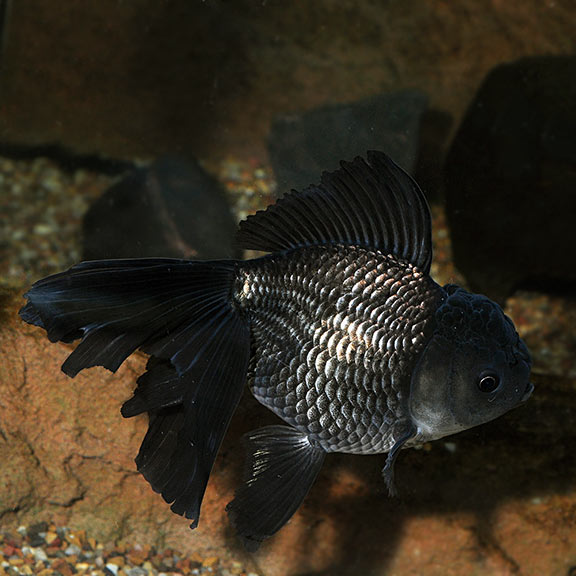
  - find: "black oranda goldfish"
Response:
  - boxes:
[20,151,532,549]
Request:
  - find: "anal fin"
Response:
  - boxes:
[226,425,325,551]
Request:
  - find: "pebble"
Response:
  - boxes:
[64,544,82,556]
[126,568,148,576]
[32,224,55,236]
[43,534,57,547]
[32,549,48,563]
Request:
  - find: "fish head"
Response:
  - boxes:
[409,285,532,441]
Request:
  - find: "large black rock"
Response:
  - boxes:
[83,156,239,261]
[444,56,576,302]
[268,90,428,193]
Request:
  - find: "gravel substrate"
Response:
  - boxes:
[0,156,118,285]
[0,524,259,576]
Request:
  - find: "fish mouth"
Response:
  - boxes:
[521,381,534,403]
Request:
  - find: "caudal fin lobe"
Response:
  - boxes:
[20,257,251,527]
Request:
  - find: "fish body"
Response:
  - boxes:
[19,151,532,549]
[240,245,442,455]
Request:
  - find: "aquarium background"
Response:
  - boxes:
[1,1,575,575]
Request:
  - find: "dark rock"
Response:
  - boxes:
[412,108,453,203]
[268,90,428,193]
[27,521,49,547]
[83,157,239,261]
[444,56,576,302]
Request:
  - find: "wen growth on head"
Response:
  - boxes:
[20,151,533,549]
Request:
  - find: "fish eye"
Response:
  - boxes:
[477,372,500,393]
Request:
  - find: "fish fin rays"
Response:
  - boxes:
[21,257,252,528]
[19,258,242,377]
[226,426,325,550]
[236,150,433,272]
[121,357,184,418]
[127,310,250,526]
[382,424,417,496]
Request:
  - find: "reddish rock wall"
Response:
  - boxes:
[2,287,576,575]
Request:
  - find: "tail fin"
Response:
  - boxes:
[20,258,244,376]
[20,258,251,527]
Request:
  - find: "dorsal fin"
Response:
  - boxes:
[236,150,433,272]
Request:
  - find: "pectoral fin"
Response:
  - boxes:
[382,425,416,497]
